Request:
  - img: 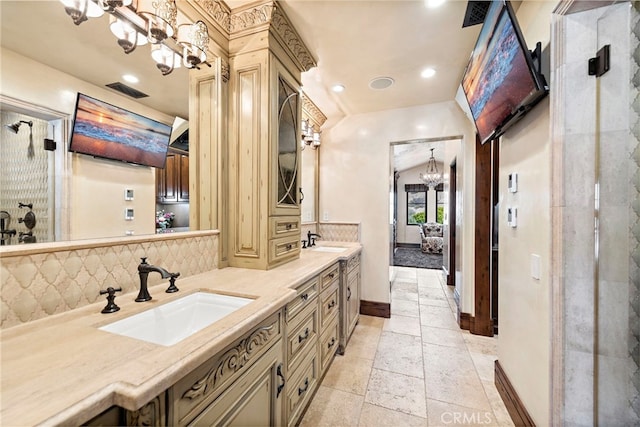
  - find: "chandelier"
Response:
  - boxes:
[300,119,321,150]
[419,148,443,188]
[59,0,211,75]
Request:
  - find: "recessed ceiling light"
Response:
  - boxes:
[425,0,446,8]
[369,77,395,90]
[331,84,345,93]
[421,68,436,78]
[122,74,139,84]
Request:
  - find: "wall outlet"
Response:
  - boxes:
[323,211,329,221]
[124,188,134,201]
[305,212,312,221]
[531,254,541,280]
[125,230,135,236]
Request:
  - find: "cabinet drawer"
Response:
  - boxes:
[173,312,282,425]
[320,283,339,329]
[347,253,360,273]
[320,263,340,291]
[320,317,339,374]
[286,302,318,370]
[269,216,301,239]
[269,235,301,265]
[286,277,318,322]
[286,350,319,427]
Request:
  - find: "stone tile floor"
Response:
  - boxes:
[300,266,514,427]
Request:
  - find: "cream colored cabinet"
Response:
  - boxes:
[339,253,361,354]
[171,312,284,426]
[229,49,303,270]
[284,276,319,426]
[186,343,283,427]
[318,263,340,374]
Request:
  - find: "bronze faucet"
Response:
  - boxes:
[136,257,179,302]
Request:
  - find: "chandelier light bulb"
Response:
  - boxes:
[151,44,181,75]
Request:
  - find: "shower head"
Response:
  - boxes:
[4,120,33,134]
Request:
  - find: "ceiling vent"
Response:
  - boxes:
[105,82,149,99]
[462,1,490,28]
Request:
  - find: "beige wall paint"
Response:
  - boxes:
[497,1,557,425]
[319,101,475,305]
[1,48,174,240]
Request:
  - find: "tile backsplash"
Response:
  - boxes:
[0,231,218,329]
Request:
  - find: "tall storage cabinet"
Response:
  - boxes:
[227,4,314,270]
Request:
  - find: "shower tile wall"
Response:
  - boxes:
[554,3,639,424]
[0,111,52,244]
[628,1,639,420]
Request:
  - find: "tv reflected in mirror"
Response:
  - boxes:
[69,93,172,168]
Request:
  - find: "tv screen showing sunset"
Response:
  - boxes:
[69,93,171,168]
[462,2,537,143]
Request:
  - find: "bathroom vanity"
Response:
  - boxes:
[0,243,361,426]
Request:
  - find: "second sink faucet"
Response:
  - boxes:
[136,257,179,302]
[307,230,321,247]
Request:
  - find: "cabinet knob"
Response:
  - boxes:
[347,287,351,301]
[328,337,336,349]
[327,300,336,310]
[298,327,310,343]
[276,364,285,398]
[298,378,309,396]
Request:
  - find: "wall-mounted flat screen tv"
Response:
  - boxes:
[461,0,548,144]
[69,93,172,168]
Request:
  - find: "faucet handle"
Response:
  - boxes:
[99,287,122,314]
[166,272,181,293]
[140,257,148,264]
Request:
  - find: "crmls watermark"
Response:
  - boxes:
[440,411,494,425]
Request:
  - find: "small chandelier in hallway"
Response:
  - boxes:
[420,148,442,188]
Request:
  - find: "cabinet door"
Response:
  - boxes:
[157,152,178,203]
[188,344,284,427]
[347,269,360,337]
[178,153,189,202]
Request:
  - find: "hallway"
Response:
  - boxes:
[300,266,514,426]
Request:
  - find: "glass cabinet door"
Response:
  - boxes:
[277,75,299,207]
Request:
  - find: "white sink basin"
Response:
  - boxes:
[311,246,347,253]
[99,292,253,346]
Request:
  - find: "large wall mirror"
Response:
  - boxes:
[300,92,325,224]
[0,1,194,245]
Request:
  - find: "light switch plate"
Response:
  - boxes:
[323,211,329,221]
[508,173,518,193]
[507,207,517,227]
[125,208,134,221]
[124,188,134,201]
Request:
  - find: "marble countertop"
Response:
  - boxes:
[0,242,361,426]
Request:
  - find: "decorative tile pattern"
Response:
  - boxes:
[0,232,218,328]
[0,111,51,244]
[318,222,360,242]
[629,1,640,420]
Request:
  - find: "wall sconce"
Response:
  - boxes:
[59,0,211,75]
[301,119,321,150]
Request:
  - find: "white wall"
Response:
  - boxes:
[1,47,173,240]
[319,100,475,305]
[497,2,557,425]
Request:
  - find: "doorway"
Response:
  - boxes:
[389,136,462,274]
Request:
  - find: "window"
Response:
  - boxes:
[434,183,445,224]
[405,184,427,225]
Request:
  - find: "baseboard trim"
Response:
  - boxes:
[495,360,536,427]
[360,300,391,318]
[459,311,473,331]
[396,242,420,248]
